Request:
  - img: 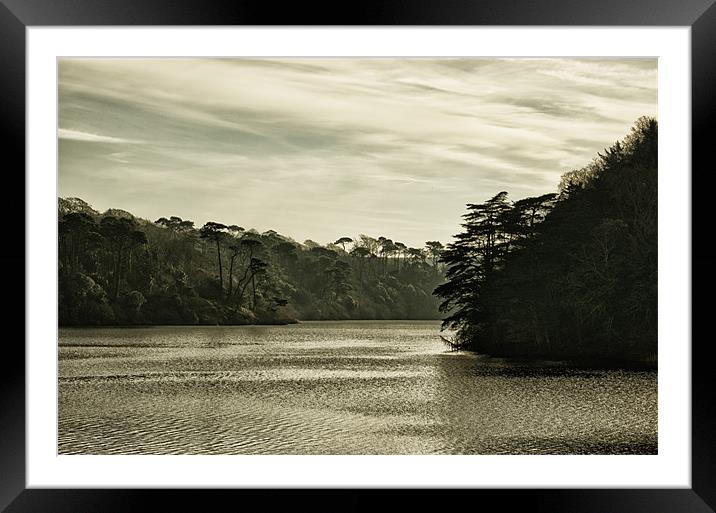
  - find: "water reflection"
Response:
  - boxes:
[59,321,656,455]
[432,354,657,454]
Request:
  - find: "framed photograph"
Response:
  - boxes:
[4,0,712,511]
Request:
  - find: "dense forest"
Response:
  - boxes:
[435,117,657,362]
[58,199,445,326]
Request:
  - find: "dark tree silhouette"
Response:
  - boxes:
[434,117,658,363]
[425,241,444,270]
[59,212,97,275]
[334,237,353,252]
[199,222,228,298]
[394,242,407,270]
[99,216,147,301]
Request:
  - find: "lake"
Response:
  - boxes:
[58,321,657,455]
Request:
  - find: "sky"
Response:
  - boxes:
[58,58,657,248]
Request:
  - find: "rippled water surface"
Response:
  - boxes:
[59,321,657,454]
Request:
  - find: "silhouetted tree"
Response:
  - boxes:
[199,222,228,298]
[334,237,353,252]
[425,241,444,270]
[100,216,147,301]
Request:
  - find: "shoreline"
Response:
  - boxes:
[58,318,445,329]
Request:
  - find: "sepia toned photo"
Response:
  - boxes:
[57,57,658,455]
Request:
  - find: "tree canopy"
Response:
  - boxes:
[434,117,658,363]
[59,207,445,326]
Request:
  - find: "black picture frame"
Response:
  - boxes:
[2,1,712,511]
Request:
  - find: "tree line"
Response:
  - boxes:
[434,117,658,363]
[58,199,446,326]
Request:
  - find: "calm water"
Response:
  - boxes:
[58,321,657,455]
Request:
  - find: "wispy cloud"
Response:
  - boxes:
[58,128,143,144]
[58,58,657,247]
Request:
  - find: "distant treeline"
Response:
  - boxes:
[435,117,657,363]
[58,199,445,326]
